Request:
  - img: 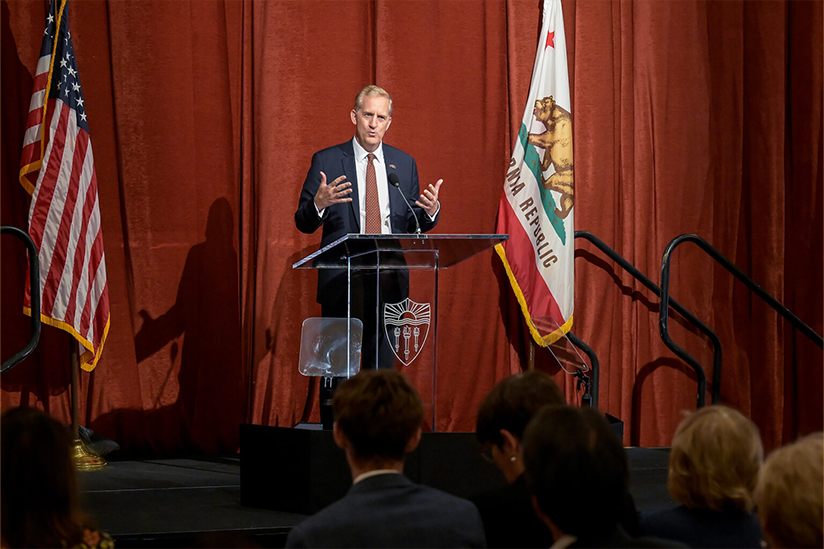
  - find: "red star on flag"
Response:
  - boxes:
[546,31,555,48]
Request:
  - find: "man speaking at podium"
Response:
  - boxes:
[295,85,442,424]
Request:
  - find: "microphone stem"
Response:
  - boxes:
[397,187,421,234]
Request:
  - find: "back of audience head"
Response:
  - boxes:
[523,405,628,541]
[755,432,823,549]
[667,404,763,513]
[1,406,84,548]
[476,370,565,447]
[475,370,565,482]
[332,369,423,467]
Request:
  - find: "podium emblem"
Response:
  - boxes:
[384,298,431,366]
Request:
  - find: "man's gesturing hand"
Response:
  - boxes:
[314,171,353,211]
[415,179,443,218]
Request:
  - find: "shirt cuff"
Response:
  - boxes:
[425,201,440,221]
[314,201,326,219]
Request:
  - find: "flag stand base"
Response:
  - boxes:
[72,438,107,470]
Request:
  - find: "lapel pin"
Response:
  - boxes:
[389,164,397,170]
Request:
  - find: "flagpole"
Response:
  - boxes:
[70,342,106,470]
[528,341,535,371]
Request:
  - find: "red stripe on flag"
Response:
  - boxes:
[28,101,69,253]
[32,70,49,90]
[22,72,48,128]
[21,97,57,169]
[63,169,98,327]
[498,201,564,329]
[91,282,109,349]
[23,107,43,136]
[45,99,58,134]
[79,226,105,337]
[40,128,89,317]
[20,141,40,164]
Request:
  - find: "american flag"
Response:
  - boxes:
[18,0,110,372]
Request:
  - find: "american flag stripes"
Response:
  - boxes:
[19,0,110,371]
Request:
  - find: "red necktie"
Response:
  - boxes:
[364,153,381,233]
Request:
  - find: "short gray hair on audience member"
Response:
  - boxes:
[755,432,823,549]
[667,405,763,512]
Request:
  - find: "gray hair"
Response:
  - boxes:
[354,85,393,116]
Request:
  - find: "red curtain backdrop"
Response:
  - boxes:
[2,0,820,455]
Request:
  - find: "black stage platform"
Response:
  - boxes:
[79,447,676,548]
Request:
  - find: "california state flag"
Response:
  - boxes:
[495,0,573,346]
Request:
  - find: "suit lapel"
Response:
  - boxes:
[341,142,360,232]
[384,147,405,232]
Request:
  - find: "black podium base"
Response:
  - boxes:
[606,413,624,441]
[239,424,506,515]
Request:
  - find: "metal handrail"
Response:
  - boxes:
[659,236,823,397]
[576,231,722,407]
[1,226,41,373]
[567,332,598,409]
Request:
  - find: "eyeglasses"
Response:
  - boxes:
[480,444,496,463]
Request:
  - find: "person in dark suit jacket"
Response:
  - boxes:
[640,405,764,549]
[295,85,442,427]
[284,370,486,548]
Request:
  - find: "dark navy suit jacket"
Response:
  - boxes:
[284,473,486,548]
[640,505,762,548]
[470,474,553,548]
[295,140,439,306]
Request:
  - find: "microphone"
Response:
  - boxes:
[388,173,421,235]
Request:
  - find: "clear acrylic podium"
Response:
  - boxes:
[293,233,508,431]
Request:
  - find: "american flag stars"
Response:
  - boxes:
[51,42,89,132]
[43,3,87,131]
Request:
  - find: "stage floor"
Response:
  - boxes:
[78,447,675,548]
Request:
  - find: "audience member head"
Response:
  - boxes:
[1,406,84,548]
[523,405,628,541]
[667,405,763,513]
[755,432,823,549]
[476,370,565,482]
[332,370,423,470]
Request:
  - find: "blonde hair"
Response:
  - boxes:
[755,432,823,549]
[354,85,393,116]
[667,405,763,512]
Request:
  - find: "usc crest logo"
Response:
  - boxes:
[383,298,431,366]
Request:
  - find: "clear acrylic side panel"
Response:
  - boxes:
[358,262,437,430]
[529,314,588,376]
[298,317,363,378]
[387,268,436,432]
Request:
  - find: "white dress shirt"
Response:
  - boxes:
[352,137,391,234]
[352,469,400,484]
